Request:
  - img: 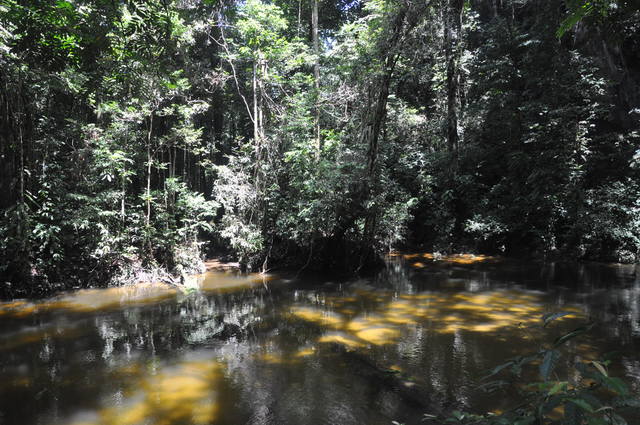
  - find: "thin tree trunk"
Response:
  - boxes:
[445,0,463,164]
[253,61,259,144]
[258,62,264,143]
[121,175,126,222]
[312,0,321,159]
[298,0,302,36]
[19,123,24,207]
[146,113,154,258]
[183,148,187,180]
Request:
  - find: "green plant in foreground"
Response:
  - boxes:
[423,313,640,425]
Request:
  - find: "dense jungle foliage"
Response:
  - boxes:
[1,0,639,296]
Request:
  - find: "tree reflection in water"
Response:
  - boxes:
[0,258,638,425]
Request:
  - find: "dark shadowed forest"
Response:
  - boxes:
[1,0,639,297]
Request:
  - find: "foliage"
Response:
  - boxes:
[0,0,216,295]
[1,0,639,296]
[411,0,640,260]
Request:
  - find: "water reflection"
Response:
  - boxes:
[0,259,638,425]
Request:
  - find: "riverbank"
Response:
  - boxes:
[4,249,638,301]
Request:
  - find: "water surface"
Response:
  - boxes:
[1,255,639,425]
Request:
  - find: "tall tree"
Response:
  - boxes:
[444,0,464,160]
[312,0,321,158]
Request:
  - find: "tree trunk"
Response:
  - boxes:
[19,122,24,208]
[253,61,259,144]
[146,113,154,257]
[121,175,126,222]
[445,0,464,165]
[298,0,302,36]
[312,0,321,159]
[359,7,409,266]
[444,0,464,238]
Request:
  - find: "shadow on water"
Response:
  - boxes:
[0,257,639,425]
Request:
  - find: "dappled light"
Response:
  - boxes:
[0,323,86,352]
[66,358,223,425]
[203,259,241,271]
[294,347,316,357]
[49,283,179,312]
[288,287,586,355]
[0,283,178,318]
[319,332,365,349]
[291,306,344,328]
[389,252,499,266]
[0,300,39,318]
[196,271,274,293]
[308,288,583,336]
[0,274,274,320]
[355,326,401,345]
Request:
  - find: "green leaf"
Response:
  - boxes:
[553,323,594,348]
[567,398,594,413]
[602,376,629,396]
[591,360,608,377]
[540,349,560,381]
[476,380,509,393]
[483,361,514,379]
[55,0,74,12]
[542,311,572,327]
[556,2,594,38]
[548,381,568,395]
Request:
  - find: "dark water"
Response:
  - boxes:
[0,254,639,425]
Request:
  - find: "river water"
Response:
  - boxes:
[0,254,639,425]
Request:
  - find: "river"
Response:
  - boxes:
[0,254,639,425]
